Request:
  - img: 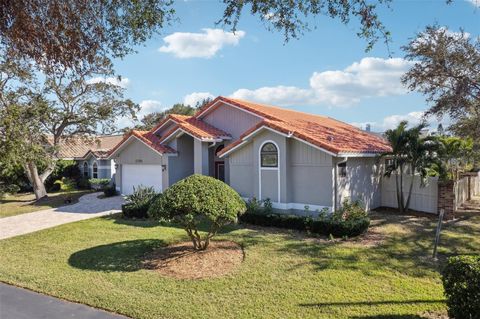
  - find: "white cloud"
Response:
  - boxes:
[467,0,480,7]
[183,92,215,106]
[159,28,246,59]
[87,76,130,88]
[138,100,167,118]
[231,57,415,107]
[351,111,451,132]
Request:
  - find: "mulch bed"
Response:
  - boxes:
[143,241,244,280]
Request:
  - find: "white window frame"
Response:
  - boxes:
[258,140,280,203]
[83,162,89,177]
[92,161,98,179]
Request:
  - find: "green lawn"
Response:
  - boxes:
[0,190,91,218]
[0,211,478,319]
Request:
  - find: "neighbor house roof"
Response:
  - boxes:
[107,130,176,158]
[197,97,392,156]
[49,135,123,159]
[158,114,231,143]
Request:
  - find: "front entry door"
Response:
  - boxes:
[215,162,225,182]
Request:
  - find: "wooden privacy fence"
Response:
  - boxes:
[381,175,439,214]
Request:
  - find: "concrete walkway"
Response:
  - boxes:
[0,283,128,319]
[0,192,123,240]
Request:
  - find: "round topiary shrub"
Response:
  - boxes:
[148,174,246,250]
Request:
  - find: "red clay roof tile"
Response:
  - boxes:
[210,96,392,156]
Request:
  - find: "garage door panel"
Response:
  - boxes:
[122,164,163,195]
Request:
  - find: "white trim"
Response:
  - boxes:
[337,152,381,158]
[258,140,280,203]
[196,99,265,120]
[108,135,166,159]
[272,202,332,212]
[92,160,99,179]
[241,197,332,213]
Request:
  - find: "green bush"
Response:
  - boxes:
[442,255,480,319]
[122,185,157,219]
[240,199,370,238]
[53,177,77,192]
[0,184,21,198]
[148,174,246,250]
[88,178,110,190]
[46,160,81,191]
[103,184,118,197]
[77,177,91,189]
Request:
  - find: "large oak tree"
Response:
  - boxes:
[0,55,137,199]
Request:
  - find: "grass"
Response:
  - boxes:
[0,190,91,218]
[0,211,478,319]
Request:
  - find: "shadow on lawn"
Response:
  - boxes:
[68,239,166,272]
[271,211,480,278]
[300,299,444,307]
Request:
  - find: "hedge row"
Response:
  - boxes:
[239,211,370,238]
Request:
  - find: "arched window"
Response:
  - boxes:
[83,162,89,177]
[92,162,98,178]
[260,142,278,167]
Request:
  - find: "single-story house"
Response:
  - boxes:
[108,96,391,212]
[52,135,123,180]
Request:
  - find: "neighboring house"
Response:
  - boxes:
[108,96,391,213]
[52,135,123,180]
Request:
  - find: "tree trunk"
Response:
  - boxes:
[398,164,405,213]
[404,165,415,212]
[395,171,402,213]
[25,161,48,199]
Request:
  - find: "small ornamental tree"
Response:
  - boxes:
[148,174,246,250]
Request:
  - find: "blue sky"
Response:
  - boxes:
[109,0,480,131]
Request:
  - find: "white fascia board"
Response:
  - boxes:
[337,152,381,158]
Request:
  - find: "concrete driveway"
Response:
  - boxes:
[0,192,123,240]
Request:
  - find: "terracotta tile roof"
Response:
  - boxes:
[108,130,176,157]
[49,135,123,159]
[158,114,231,143]
[211,96,392,156]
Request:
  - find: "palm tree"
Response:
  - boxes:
[382,121,438,212]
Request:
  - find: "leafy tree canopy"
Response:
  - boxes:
[402,25,480,140]
[1,0,396,72]
[133,103,197,131]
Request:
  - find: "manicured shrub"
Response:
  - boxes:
[103,184,118,197]
[148,174,246,250]
[122,185,157,219]
[89,178,110,190]
[240,199,370,238]
[442,255,480,319]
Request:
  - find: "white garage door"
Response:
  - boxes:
[122,164,163,195]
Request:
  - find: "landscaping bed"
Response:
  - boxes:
[0,211,478,318]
